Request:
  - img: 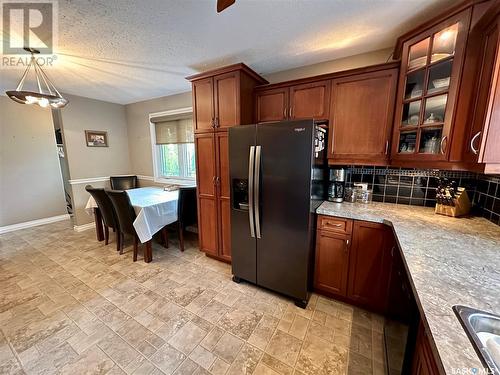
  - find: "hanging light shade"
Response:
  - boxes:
[6,47,68,109]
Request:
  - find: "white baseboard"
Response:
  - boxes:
[0,214,71,234]
[73,222,95,232]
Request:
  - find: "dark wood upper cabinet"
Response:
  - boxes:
[456,12,499,166]
[390,1,500,171]
[255,87,288,123]
[289,80,330,120]
[188,63,267,133]
[314,229,350,297]
[214,72,239,129]
[192,78,215,132]
[391,9,471,163]
[347,221,392,312]
[478,14,500,173]
[255,80,330,123]
[329,67,398,165]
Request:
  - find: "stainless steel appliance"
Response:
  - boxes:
[328,168,346,202]
[385,247,420,375]
[229,120,327,308]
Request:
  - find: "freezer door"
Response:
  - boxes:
[229,125,257,283]
[255,120,314,301]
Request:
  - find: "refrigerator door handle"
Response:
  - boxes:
[248,146,256,238]
[254,145,262,239]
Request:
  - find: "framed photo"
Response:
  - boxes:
[85,130,108,147]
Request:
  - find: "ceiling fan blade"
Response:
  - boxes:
[217,0,235,13]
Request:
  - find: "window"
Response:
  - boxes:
[151,113,195,181]
[157,143,195,178]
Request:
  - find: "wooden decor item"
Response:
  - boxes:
[435,188,471,217]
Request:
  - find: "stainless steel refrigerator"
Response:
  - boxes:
[229,119,327,307]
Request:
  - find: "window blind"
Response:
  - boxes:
[154,118,193,144]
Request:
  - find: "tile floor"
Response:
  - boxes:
[0,220,387,375]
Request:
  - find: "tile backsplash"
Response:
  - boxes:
[474,175,500,225]
[339,166,500,226]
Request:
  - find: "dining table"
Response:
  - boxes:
[85,186,182,261]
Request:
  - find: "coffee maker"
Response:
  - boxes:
[328,168,346,203]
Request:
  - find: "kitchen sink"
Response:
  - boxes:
[453,305,500,375]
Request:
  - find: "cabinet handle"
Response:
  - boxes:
[326,223,342,228]
[345,239,349,252]
[289,106,293,119]
[470,131,481,155]
[440,136,448,154]
[385,140,389,155]
[212,176,216,185]
[331,128,335,154]
[211,119,215,128]
[283,107,287,119]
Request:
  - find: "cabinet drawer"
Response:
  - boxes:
[318,215,353,234]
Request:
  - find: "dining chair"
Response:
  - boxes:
[106,189,143,261]
[110,175,138,190]
[167,186,197,252]
[85,185,120,251]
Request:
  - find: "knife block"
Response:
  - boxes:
[435,189,471,217]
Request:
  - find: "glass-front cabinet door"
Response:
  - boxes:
[392,10,470,161]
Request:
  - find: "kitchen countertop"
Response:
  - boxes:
[316,201,500,375]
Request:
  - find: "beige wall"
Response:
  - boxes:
[125,92,192,177]
[263,48,393,83]
[58,94,132,226]
[60,94,131,179]
[0,96,67,227]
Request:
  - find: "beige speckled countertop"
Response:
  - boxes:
[316,201,500,375]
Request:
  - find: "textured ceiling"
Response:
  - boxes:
[1,0,457,104]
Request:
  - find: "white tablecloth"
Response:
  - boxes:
[85,187,179,243]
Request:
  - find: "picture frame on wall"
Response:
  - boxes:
[85,130,108,147]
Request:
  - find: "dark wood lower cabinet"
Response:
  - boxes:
[314,230,350,296]
[195,133,218,256]
[198,197,218,256]
[411,323,441,375]
[195,131,231,262]
[314,215,392,313]
[347,221,392,311]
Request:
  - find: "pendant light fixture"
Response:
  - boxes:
[6,47,68,108]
